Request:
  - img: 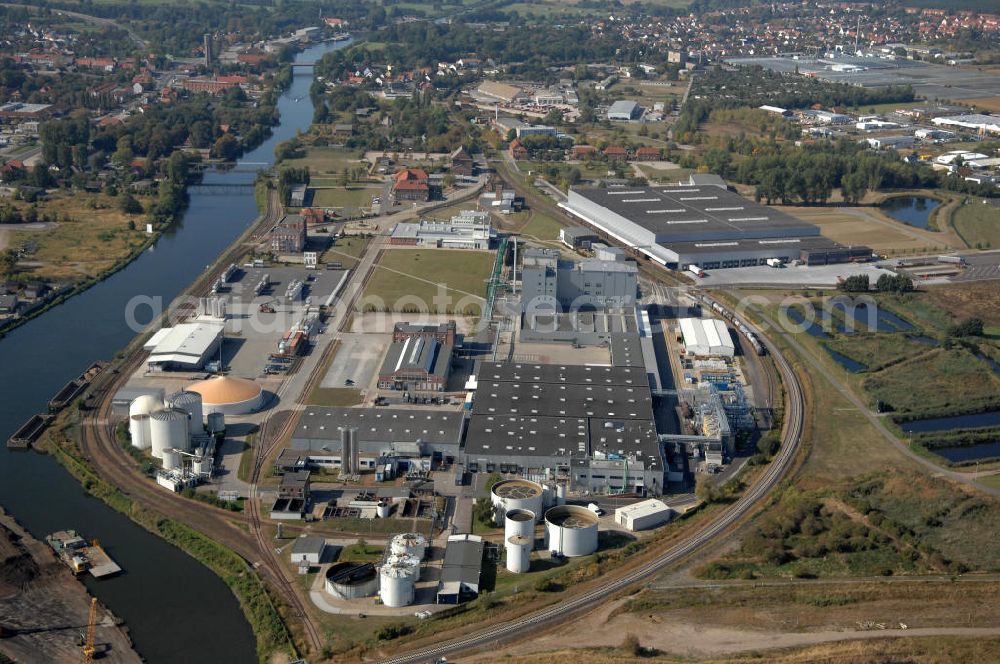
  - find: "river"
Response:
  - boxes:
[0,39,349,663]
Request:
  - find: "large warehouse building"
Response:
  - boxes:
[560,177,870,269]
[678,317,735,357]
[521,248,637,313]
[144,322,224,371]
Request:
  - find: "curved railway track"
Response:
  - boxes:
[371,292,805,664]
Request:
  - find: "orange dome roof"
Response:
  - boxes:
[187,376,262,405]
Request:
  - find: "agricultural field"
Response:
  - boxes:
[951,199,1000,249]
[359,249,494,314]
[5,192,152,282]
[785,205,949,255]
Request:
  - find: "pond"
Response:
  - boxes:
[901,410,1000,434]
[824,346,868,373]
[932,440,1000,463]
[880,196,941,230]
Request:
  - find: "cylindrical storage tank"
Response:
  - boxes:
[325,562,378,600]
[390,533,427,561]
[504,509,535,541]
[168,390,204,436]
[393,553,421,581]
[376,501,391,519]
[206,412,226,436]
[544,505,599,558]
[506,535,531,574]
[490,479,545,526]
[129,394,163,418]
[192,456,213,476]
[556,482,567,505]
[378,558,416,608]
[129,414,152,450]
[161,448,182,471]
[187,376,264,416]
[542,483,555,509]
[149,408,189,459]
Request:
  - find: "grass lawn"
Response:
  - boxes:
[520,211,565,241]
[952,199,1000,249]
[823,333,933,372]
[360,249,494,314]
[280,146,361,175]
[309,186,377,214]
[337,540,385,562]
[320,235,368,269]
[305,387,363,407]
[8,191,152,282]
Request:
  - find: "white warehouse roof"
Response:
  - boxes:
[615,498,672,531]
[146,322,224,365]
[678,317,734,357]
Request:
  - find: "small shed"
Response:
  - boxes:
[290,536,326,565]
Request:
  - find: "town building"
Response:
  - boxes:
[678,317,735,357]
[476,81,527,104]
[279,470,312,501]
[393,321,458,345]
[450,146,474,176]
[509,139,528,160]
[520,248,637,313]
[392,168,431,203]
[271,215,307,254]
[479,186,522,214]
[290,536,326,565]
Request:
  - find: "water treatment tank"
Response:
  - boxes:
[504,509,535,541]
[168,390,204,436]
[388,553,421,581]
[490,479,545,526]
[149,408,190,459]
[544,505,599,558]
[325,562,378,600]
[506,535,532,574]
[206,412,226,436]
[129,414,152,450]
[378,557,416,608]
[390,533,427,561]
[376,501,391,519]
[161,448,182,471]
[555,482,567,506]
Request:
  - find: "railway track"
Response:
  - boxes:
[371,284,806,664]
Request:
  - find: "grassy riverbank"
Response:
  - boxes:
[37,411,297,664]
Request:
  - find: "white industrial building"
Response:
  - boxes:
[615,498,672,531]
[144,322,224,371]
[678,318,735,357]
[290,536,326,565]
[389,211,495,249]
[932,114,1000,135]
[607,100,643,121]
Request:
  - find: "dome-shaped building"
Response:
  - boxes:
[187,376,264,416]
[129,394,164,418]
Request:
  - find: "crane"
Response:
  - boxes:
[81,597,97,664]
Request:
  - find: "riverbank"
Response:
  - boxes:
[0,507,141,664]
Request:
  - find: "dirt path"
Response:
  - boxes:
[467,596,1000,660]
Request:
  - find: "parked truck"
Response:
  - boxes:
[687,264,706,278]
[937,255,967,266]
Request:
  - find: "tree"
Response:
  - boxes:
[0,249,18,277]
[211,134,240,161]
[948,317,984,337]
[622,634,642,656]
[838,274,870,292]
[120,194,144,215]
[695,475,721,504]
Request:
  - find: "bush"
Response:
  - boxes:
[948,317,984,337]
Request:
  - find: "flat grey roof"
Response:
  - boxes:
[472,379,652,420]
[440,536,484,588]
[476,362,646,387]
[291,536,326,555]
[293,407,465,444]
[379,338,452,378]
[667,235,845,256]
[609,333,645,368]
[571,185,819,241]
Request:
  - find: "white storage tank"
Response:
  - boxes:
[555,482,567,505]
[388,553,421,581]
[129,414,152,450]
[168,390,204,436]
[390,533,427,561]
[506,535,532,574]
[325,562,378,600]
[378,557,416,608]
[161,448,182,471]
[490,479,545,526]
[545,505,599,558]
[376,501,391,519]
[206,412,225,436]
[504,509,535,541]
[149,408,189,458]
[542,483,556,509]
[129,394,163,418]
[192,456,213,476]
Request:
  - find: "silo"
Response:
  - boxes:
[504,509,535,541]
[542,483,555,509]
[129,414,152,450]
[388,553,421,581]
[161,448,182,471]
[544,505,599,558]
[168,390,204,436]
[490,479,545,526]
[555,483,567,506]
[390,533,427,561]
[505,535,531,574]
[192,456,213,476]
[206,412,226,436]
[376,501,391,519]
[129,394,163,418]
[378,557,416,608]
[149,408,189,459]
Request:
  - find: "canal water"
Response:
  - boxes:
[880,195,941,229]
[0,39,349,663]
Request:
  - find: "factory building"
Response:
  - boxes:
[436,534,484,604]
[271,214,307,254]
[520,248,637,313]
[144,322,224,371]
[614,498,673,531]
[377,336,453,392]
[560,226,599,249]
[560,177,869,270]
[389,211,495,249]
[607,100,643,121]
[291,407,465,464]
[678,318,735,357]
[464,362,664,495]
[393,321,457,346]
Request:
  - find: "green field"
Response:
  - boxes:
[360,249,494,314]
[320,235,368,269]
[952,200,1000,249]
[281,146,362,175]
[822,333,932,372]
[305,387,363,407]
[308,186,377,215]
[519,211,565,241]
